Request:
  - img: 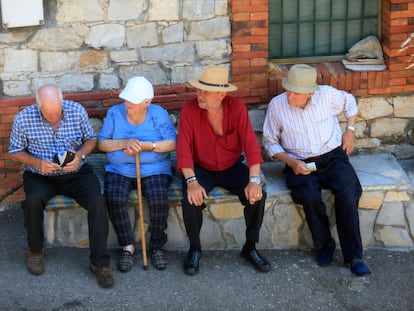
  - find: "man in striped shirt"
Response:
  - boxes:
[263,64,371,277]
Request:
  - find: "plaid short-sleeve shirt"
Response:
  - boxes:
[9,100,96,176]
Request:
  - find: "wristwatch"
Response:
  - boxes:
[346,125,355,132]
[249,177,261,185]
[81,153,86,160]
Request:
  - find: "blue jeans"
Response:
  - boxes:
[284,147,363,262]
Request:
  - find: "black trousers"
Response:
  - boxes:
[284,147,363,262]
[22,164,110,267]
[181,159,266,250]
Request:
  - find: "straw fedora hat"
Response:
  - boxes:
[189,67,238,92]
[119,76,154,104]
[282,64,319,94]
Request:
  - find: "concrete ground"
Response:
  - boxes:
[0,205,413,311]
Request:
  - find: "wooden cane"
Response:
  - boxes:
[135,153,148,270]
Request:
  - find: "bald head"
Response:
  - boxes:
[36,84,63,125]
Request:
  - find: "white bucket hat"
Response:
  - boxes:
[282,64,319,94]
[119,76,154,104]
[189,67,237,92]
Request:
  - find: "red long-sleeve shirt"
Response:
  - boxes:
[177,96,263,171]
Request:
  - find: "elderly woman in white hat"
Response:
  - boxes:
[98,76,176,271]
[176,67,271,275]
[263,64,371,277]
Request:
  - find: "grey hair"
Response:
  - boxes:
[36,84,63,106]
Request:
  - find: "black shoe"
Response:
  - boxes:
[184,250,201,275]
[316,240,336,267]
[240,247,271,273]
[348,259,372,277]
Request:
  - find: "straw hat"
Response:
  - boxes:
[189,67,237,92]
[282,64,319,94]
[119,76,154,104]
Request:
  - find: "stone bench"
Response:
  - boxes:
[44,152,414,250]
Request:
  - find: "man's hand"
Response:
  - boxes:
[63,150,83,172]
[342,130,355,155]
[186,181,208,206]
[245,182,263,205]
[290,158,312,175]
[39,159,61,174]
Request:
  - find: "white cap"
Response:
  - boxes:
[119,76,154,104]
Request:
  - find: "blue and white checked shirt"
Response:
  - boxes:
[263,85,358,160]
[9,100,96,175]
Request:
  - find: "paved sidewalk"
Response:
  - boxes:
[0,205,413,311]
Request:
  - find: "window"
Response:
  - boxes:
[269,0,380,62]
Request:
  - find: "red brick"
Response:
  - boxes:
[232,51,268,59]
[233,59,250,67]
[251,28,268,36]
[250,58,267,67]
[232,44,251,52]
[232,13,250,21]
[233,36,268,44]
[389,77,406,85]
[250,12,268,21]
[404,84,414,92]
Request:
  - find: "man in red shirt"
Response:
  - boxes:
[177,67,270,275]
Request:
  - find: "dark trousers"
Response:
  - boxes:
[284,147,363,262]
[22,164,110,267]
[181,160,266,250]
[104,172,171,250]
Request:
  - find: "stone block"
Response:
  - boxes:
[3,81,32,96]
[359,191,384,209]
[210,201,244,219]
[119,64,168,86]
[384,191,411,202]
[126,23,158,48]
[370,118,409,138]
[196,39,232,64]
[183,0,215,20]
[98,74,120,90]
[108,0,146,21]
[80,50,108,68]
[359,209,377,246]
[58,74,94,93]
[110,50,138,63]
[374,227,414,247]
[40,52,80,72]
[148,0,179,21]
[3,49,37,73]
[28,28,83,51]
[393,95,414,118]
[376,201,406,227]
[86,24,125,49]
[187,17,231,40]
[56,0,104,24]
[357,97,393,120]
[162,22,184,44]
[406,201,414,239]
[141,42,195,62]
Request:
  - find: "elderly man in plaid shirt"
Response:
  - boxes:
[9,84,114,288]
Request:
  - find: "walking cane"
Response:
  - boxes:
[135,153,148,270]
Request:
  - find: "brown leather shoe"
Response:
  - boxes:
[27,249,44,275]
[90,264,114,288]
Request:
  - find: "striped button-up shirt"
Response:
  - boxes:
[263,85,358,160]
[9,100,96,175]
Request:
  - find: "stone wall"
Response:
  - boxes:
[0,0,231,96]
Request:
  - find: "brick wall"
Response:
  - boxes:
[1,0,414,202]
